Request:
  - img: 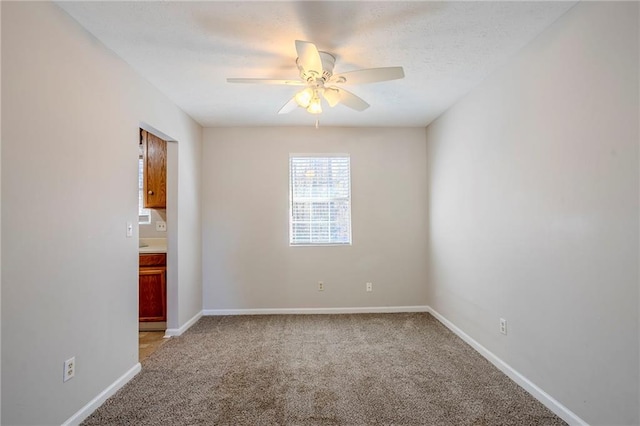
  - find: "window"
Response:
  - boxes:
[289,154,351,245]
[138,153,151,224]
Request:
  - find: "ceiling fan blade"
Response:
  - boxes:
[332,67,405,85]
[278,97,299,114]
[336,88,370,111]
[227,78,305,86]
[295,40,323,74]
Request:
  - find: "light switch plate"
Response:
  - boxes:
[155,221,167,232]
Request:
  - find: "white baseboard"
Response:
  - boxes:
[62,363,141,426]
[426,306,588,426]
[165,310,203,337]
[203,305,429,316]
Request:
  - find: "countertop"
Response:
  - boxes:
[139,238,167,254]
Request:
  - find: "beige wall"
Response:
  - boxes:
[1,2,202,424]
[425,2,639,424]
[139,209,167,238]
[202,127,428,311]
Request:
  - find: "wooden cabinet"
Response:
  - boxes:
[139,253,166,322]
[140,129,167,209]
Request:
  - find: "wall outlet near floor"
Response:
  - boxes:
[366,282,373,292]
[499,318,507,335]
[318,281,324,291]
[155,221,167,232]
[63,357,75,382]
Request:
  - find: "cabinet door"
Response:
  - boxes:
[142,130,167,208]
[139,267,166,321]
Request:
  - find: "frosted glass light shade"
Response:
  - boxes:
[307,98,322,114]
[294,88,313,108]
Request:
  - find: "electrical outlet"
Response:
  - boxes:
[366,282,373,292]
[63,357,75,382]
[499,318,507,335]
[155,221,167,232]
[318,281,324,291]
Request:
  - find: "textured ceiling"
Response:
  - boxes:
[56,1,577,128]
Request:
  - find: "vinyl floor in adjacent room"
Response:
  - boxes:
[138,331,166,362]
[86,313,566,425]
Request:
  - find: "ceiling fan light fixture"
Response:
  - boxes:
[307,97,322,114]
[322,87,340,107]
[294,87,314,108]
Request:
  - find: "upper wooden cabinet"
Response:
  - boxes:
[141,129,167,209]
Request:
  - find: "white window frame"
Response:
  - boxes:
[289,153,352,246]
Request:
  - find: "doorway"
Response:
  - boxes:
[138,129,168,334]
[137,127,181,368]
[137,124,178,357]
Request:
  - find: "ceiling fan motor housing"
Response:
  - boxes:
[297,51,336,83]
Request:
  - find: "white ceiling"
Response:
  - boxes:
[56,1,577,128]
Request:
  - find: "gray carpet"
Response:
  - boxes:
[83,313,566,425]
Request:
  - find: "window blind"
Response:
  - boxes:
[289,155,351,245]
[139,157,151,224]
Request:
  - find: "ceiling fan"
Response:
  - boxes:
[227,40,405,115]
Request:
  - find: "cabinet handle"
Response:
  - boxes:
[148,190,154,195]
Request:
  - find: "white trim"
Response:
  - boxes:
[164,310,203,337]
[426,306,588,426]
[61,363,141,426]
[203,306,429,316]
[289,152,350,158]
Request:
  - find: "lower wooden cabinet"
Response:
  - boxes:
[139,253,166,322]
